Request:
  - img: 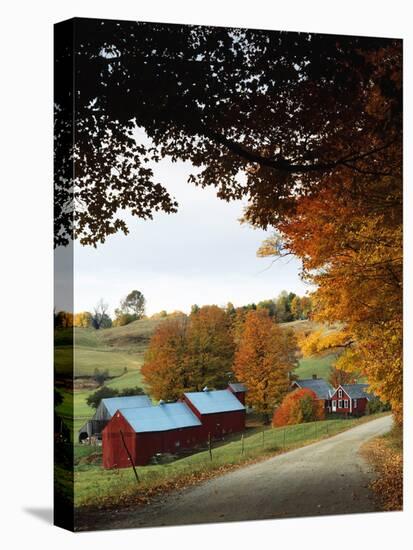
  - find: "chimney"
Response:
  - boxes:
[312,374,317,380]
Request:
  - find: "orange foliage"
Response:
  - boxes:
[233,310,297,419]
[141,317,189,401]
[272,388,325,427]
[259,175,402,423]
[142,305,235,400]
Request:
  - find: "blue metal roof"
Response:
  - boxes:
[229,382,247,393]
[184,389,245,414]
[340,384,373,400]
[102,395,152,416]
[118,402,202,433]
[293,379,334,399]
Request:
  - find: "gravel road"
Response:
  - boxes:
[78,415,392,530]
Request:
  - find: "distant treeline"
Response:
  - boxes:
[54,290,312,330]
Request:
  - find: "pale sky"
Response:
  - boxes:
[56,156,310,316]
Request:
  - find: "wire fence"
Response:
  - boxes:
[213,418,349,460]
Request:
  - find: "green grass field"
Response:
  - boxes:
[73,414,387,508]
[294,353,338,379]
[55,319,163,434]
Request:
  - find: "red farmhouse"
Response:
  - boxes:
[330,383,373,416]
[183,388,246,439]
[228,382,247,405]
[102,402,204,468]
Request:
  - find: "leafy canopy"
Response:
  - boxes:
[55,20,401,246]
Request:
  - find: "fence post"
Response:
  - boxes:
[119,430,139,483]
[241,434,245,457]
[327,422,329,436]
[208,432,213,461]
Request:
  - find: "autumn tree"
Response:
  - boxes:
[272,388,324,427]
[328,366,357,388]
[55,22,400,247]
[259,177,402,422]
[233,310,298,421]
[256,299,277,318]
[54,310,73,329]
[142,305,235,399]
[141,316,190,401]
[186,305,235,390]
[74,311,92,328]
[299,329,353,357]
[300,297,312,319]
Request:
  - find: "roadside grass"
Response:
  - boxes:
[74,413,388,509]
[361,422,402,511]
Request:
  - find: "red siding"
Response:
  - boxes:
[102,411,206,468]
[102,412,137,469]
[228,387,246,405]
[200,410,245,439]
[330,387,368,416]
[182,395,245,439]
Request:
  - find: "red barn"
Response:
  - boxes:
[228,382,247,405]
[102,402,204,468]
[183,388,246,439]
[330,383,373,416]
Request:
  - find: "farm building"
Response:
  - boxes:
[228,382,248,404]
[330,383,374,416]
[183,388,246,439]
[291,375,334,412]
[102,401,204,467]
[78,395,152,442]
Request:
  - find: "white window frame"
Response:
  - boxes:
[332,400,336,407]
[338,389,343,398]
[344,399,348,408]
[338,399,343,408]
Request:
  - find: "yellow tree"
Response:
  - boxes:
[258,177,402,422]
[233,310,298,421]
[74,311,92,328]
[141,317,190,400]
[186,305,235,390]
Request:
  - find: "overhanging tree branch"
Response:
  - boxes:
[201,125,398,175]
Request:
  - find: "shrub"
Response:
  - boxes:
[272,388,324,427]
[86,385,146,409]
[366,395,391,415]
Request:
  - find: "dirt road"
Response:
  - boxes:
[78,415,392,530]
